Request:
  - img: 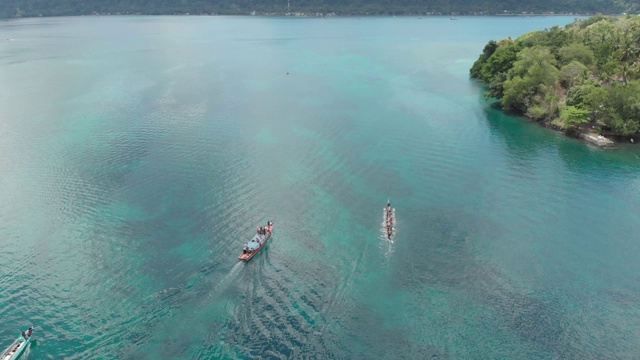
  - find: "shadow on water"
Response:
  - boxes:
[482,104,558,162]
[480,98,640,217]
[554,136,640,176]
[482,99,640,177]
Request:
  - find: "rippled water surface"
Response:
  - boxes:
[1,15,640,359]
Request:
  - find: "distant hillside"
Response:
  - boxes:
[0,0,637,18]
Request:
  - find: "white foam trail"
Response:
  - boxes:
[380,217,395,260]
[207,262,244,299]
[21,345,31,359]
[381,238,395,260]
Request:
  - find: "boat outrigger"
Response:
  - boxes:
[238,221,274,261]
[1,327,33,360]
[385,200,395,240]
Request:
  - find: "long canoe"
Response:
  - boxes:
[385,202,395,240]
[1,329,32,360]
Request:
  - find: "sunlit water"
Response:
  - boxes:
[1,15,639,359]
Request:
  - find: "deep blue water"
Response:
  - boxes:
[1,15,640,359]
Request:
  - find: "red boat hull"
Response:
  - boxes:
[238,223,274,261]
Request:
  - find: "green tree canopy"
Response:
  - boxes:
[471,15,640,138]
[560,60,589,87]
[479,40,520,83]
[558,43,595,66]
[560,106,591,127]
[510,46,559,86]
[470,40,498,79]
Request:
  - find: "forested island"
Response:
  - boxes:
[471,15,640,144]
[0,0,637,19]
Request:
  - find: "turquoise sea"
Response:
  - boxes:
[1,15,640,359]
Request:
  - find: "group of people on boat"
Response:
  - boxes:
[2,327,33,359]
[256,220,273,235]
[386,201,395,239]
[243,221,274,255]
[21,328,33,341]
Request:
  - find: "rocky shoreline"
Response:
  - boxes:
[492,100,636,149]
[536,118,636,149]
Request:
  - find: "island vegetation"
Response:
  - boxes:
[0,0,637,19]
[470,15,640,142]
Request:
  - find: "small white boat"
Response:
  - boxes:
[1,328,33,360]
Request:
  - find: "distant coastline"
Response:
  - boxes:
[3,0,637,20]
[0,12,614,20]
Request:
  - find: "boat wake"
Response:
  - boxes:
[207,262,244,298]
[21,346,31,359]
[379,233,395,259]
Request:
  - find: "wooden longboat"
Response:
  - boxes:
[1,328,33,360]
[385,201,395,240]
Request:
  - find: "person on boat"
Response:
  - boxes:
[27,327,33,337]
[21,331,27,341]
[243,244,248,254]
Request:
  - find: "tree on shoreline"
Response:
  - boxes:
[470,15,640,138]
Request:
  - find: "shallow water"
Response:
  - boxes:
[1,15,639,359]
